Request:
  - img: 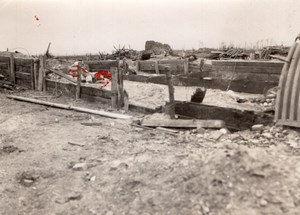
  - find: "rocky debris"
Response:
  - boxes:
[145,40,173,56]
[1,145,21,154]
[230,125,290,147]
[206,130,224,141]
[251,124,264,131]
[72,163,88,171]
[17,171,40,187]
[220,48,249,59]
[250,96,276,109]
[55,191,83,204]
[260,46,289,59]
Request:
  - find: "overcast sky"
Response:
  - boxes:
[1,0,300,55]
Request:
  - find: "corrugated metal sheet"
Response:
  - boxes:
[275,41,300,127]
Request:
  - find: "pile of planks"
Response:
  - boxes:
[0,80,14,90]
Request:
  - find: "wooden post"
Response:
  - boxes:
[117,59,124,108]
[30,59,34,90]
[123,58,127,74]
[183,58,189,74]
[9,53,15,84]
[199,58,204,72]
[111,67,118,108]
[165,66,175,119]
[76,66,81,100]
[33,59,39,90]
[155,61,159,74]
[136,60,140,72]
[38,55,46,91]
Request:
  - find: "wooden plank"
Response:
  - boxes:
[110,67,118,108]
[139,61,156,71]
[208,71,280,82]
[0,56,9,62]
[87,60,118,72]
[212,60,285,67]
[159,59,185,65]
[9,53,15,84]
[124,74,279,94]
[212,65,283,74]
[14,58,32,66]
[46,79,112,99]
[175,102,273,131]
[47,68,77,84]
[141,118,225,128]
[7,95,132,120]
[15,72,31,79]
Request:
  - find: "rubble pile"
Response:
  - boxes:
[260,46,289,59]
[143,40,173,58]
[220,49,249,59]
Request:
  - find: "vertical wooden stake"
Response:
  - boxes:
[183,58,189,74]
[117,60,124,108]
[33,59,39,90]
[76,67,81,100]
[165,66,175,119]
[9,53,16,84]
[30,59,35,90]
[155,61,159,74]
[42,55,46,92]
[199,58,204,72]
[38,56,46,91]
[111,67,118,108]
[136,60,140,72]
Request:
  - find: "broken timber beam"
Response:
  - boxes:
[6,95,132,120]
[47,68,77,84]
[141,118,225,128]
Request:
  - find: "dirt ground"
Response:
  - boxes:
[1,91,300,215]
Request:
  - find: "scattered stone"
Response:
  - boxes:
[259,199,268,207]
[220,128,230,135]
[17,171,39,187]
[288,140,300,149]
[255,190,264,198]
[90,176,96,182]
[68,141,85,147]
[207,130,223,141]
[1,145,20,154]
[55,118,59,123]
[72,163,88,171]
[67,192,82,201]
[251,139,261,145]
[22,179,34,187]
[196,127,206,134]
[252,124,264,131]
[262,132,273,139]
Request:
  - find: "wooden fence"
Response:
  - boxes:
[0,54,38,89]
